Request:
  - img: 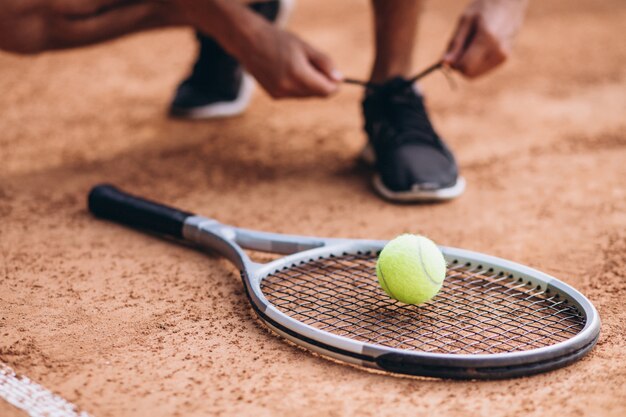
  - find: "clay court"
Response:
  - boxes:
[1,0,625,415]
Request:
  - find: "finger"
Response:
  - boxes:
[454,24,507,78]
[299,67,339,97]
[443,15,475,66]
[294,54,339,97]
[49,2,169,49]
[303,42,343,82]
[456,16,506,78]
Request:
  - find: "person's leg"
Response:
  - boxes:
[170,0,293,119]
[369,0,421,83]
[363,0,464,203]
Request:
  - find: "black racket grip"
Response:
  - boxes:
[88,184,194,239]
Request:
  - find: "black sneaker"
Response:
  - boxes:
[169,0,293,119]
[361,77,465,202]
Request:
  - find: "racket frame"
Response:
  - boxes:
[182,215,601,379]
[88,185,600,379]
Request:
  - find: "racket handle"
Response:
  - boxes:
[88,184,193,239]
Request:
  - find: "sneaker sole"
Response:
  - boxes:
[372,174,466,203]
[360,143,466,202]
[170,74,255,119]
[170,0,295,120]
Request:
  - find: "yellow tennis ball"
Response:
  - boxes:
[376,234,446,305]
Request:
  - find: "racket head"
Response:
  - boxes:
[239,238,600,379]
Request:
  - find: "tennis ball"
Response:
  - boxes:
[376,234,446,305]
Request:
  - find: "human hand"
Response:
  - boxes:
[179,0,341,99]
[234,23,342,98]
[443,0,529,78]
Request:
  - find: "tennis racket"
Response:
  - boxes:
[88,185,600,379]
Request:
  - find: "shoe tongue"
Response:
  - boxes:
[385,76,413,90]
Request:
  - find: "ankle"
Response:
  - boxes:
[369,63,412,84]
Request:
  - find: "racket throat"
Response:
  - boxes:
[234,229,326,255]
[183,216,250,270]
[184,215,326,253]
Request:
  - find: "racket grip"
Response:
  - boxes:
[88,184,193,239]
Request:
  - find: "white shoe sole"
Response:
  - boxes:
[372,174,466,203]
[171,0,295,120]
[360,143,466,203]
[274,0,295,28]
[170,74,255,120]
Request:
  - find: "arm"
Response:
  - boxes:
[443,0,529,78]
[0,0,340,98]
[177,0,340,98]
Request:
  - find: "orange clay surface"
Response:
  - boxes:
[1,0,625,416]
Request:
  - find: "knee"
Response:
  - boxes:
[0,2,51,54]
[1,18,50,54]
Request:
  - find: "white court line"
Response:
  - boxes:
[0,363,91,417]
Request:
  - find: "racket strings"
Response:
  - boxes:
[260,253,586,354]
